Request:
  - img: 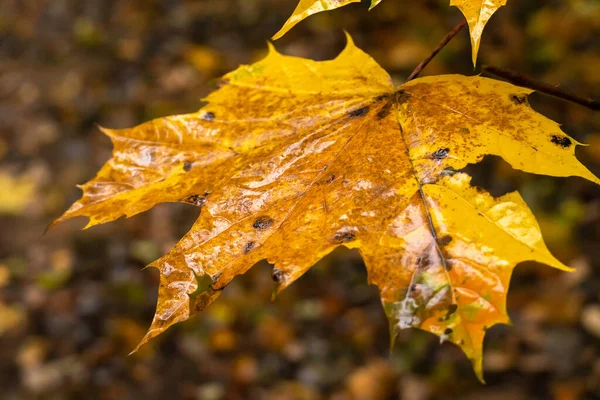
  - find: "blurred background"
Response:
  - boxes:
[1,0,599,399]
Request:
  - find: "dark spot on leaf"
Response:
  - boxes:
[209,274,228,292]
[441,167,458,177]
[228,146,237,152]
[211,272,222,284]
[419,253,430,269]
[410,284,417,292]
[431,148,450,160]
[183,161,193,171]
[253,216,274,230]
[444,262,453,272]
[183,194,207,207]
[510,94,527,104]
[376,101,393,120]
[202,111,215,121]
[210,284,226,292]
[445,304,458,319]
[551,135,572,148]
[444,328,453,335]
[438,235,453,247]
[460,128,470,135]
[332,231,356,244]
[395,90,410,105]
[348,106,369,118]
[531,146,538,151]
[374,93,391,102]
[326,174,335,184]
[243,241,256,254]
[272,269,285,283]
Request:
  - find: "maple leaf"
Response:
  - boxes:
[273,0,507,65]
[55,35,598,381]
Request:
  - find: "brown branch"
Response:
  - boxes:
[407,19,467,81]
[482,65,600,111]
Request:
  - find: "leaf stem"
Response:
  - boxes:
[482,65,600,111]
[407,19,467,81]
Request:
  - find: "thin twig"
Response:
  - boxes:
[482,65,600,111]
[407,19,467,81]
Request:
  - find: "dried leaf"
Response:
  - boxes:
[55,35,598,381]
[273,0,508,65]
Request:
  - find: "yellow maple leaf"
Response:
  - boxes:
[273,0,507,65]
[54,35,597,381]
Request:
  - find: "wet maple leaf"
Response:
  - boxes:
[55,35,598,381]
[273,0,507,65]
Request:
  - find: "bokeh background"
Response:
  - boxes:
[1,0,600,399]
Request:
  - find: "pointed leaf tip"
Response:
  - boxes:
[368,0,383,11]
[44,219,59,234]
[97,125,116,138]
[337,31,359,57]
[266,41,279,56]
[474,364,486,383]
[342,30,354,47]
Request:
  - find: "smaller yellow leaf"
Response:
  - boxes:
[273,0,363,40]
[450,0,508,65]
[274,0,507,66]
